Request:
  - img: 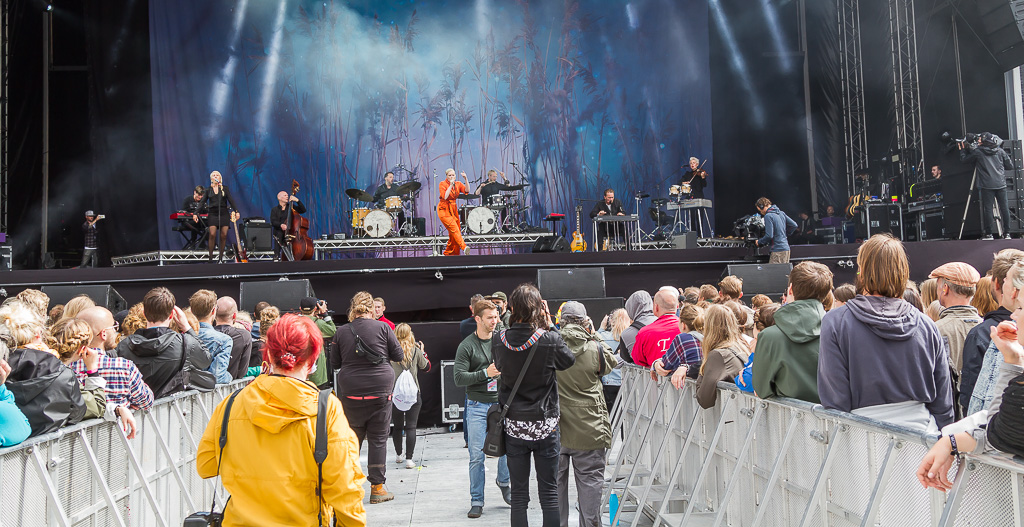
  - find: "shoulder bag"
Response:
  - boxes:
[347,325,386,365]
[482,330,542,457]
[180,333,217,392]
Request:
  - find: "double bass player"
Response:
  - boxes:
[270,190,307,261]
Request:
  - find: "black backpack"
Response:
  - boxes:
[5,348,87,436]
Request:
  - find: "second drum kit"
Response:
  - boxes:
[345,180,422,238]
[457,184,529,235]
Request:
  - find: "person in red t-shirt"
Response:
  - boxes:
[632,289,682,367]
[374,296,396,330]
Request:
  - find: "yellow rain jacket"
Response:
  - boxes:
[197,375,366,526]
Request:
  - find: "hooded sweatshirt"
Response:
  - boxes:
[756,205,797,253]
[960,142,1014,189]
[618,291,657,364]
[197,375,366,526]
[557,324,616,450]
[818,295,954,429]
[113,327,212,399]
[752,299,823,403]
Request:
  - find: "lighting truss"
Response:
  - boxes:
[837,0,868,192]
[889,0,924,184]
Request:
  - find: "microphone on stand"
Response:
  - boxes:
[432,168,438,179]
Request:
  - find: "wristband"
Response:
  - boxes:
[949,434,959,457]
[86,370,99,377]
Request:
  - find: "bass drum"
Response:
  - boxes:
[467,206,497,234]
[363,209,394,238]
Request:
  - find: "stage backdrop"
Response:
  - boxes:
[149,0,712,249]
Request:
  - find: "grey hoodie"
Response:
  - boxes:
[818,295,954,428]
[618,291,657,364]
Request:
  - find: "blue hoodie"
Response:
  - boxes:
[818,295,954,428]
[757,205,797,252]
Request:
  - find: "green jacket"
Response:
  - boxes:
[454,333,497,403]
[752,299,823,403]
[306,315,337,387]
[556,324,616,450]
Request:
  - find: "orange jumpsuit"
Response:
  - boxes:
[438,180,468,255]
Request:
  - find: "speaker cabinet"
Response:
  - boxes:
[239,279,315,313]
[547,297,625,323]
[412,217,427,237]
[243,222,273,252]
[671,232,698,249]
[41,285,127,313]
[537,268,606,299]
[721,263,793,299]
[531,235,570,254]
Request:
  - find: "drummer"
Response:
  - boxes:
[372,171,406,226]
[681,157,708,199]
[476,169,513,207]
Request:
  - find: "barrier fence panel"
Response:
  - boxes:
[0,379,248,527]
[606,365,1024,527]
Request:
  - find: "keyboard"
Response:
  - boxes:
[666,199,712,210]
[594,214,639,223]
[169,212,208,220]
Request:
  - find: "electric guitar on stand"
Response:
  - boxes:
[230,212,248,263]
[571,205,587,252]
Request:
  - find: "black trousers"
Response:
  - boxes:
[506,430,561,527]
[391,395,422,457]
[980,187,1011,236]
[341,396,392,485]
[603,384,620,414]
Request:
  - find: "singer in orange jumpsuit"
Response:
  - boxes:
[438,168,470,255]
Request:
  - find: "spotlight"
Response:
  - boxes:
[46,4,53,11]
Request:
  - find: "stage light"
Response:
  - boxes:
[709,0,765,128]
[207,0,249,139]
[759,0,792,72]
[256,0,288,138]
[46,4,52,11]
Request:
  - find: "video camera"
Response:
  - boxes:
[941,131,979,148]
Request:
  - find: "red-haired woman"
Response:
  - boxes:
[197,314,366,526]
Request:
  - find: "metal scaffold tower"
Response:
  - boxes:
[888,0,925,185]
[837,0,869,192]
[1,0,7,234]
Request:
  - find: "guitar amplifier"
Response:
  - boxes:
[242,221,273,251]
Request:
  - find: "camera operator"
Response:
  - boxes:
[960,132,1015,240]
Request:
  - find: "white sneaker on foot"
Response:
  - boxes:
[405,459,416,469]
[396,454,405,464]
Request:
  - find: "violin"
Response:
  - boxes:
[284,180,315,261]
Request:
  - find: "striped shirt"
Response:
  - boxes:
[72,350,155,410]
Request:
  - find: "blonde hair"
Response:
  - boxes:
[15,289,49,318]
[259,306,281,342]
[47,318,93,363]
[925,300,942,322]
[971,276,999,316]
[920,278,938,308]
[121,313,146,338]
[718,276,743,301]
[445,168,456,178]
[348,291,375,322]
[60,295,97,321]
[394,323,417,367]
[609,308,631,341]
[679,304,705,333]
[700,304,742,375]
[0,300,47,347]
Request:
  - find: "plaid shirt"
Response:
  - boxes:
[83,222,98,249]
[661,332,703,377]
[72,350,155,410]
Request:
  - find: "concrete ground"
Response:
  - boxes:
[358,429,582,526]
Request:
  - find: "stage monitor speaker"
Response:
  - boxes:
[671,232,698,249]
[41,285,127,313]
[242,223,273,252]
[412,217,426,237]
[537,268,606,300]
[721,263,793,299]
[240,279,314,313]
[531,235,570,254]
[547,297,624,323]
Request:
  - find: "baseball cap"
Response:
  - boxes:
[559,301,587,321]
[486,291,507,303]
[299,296,319,311]
[929,262,981,288]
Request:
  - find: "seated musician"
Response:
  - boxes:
[270,191,306,261]
[682,157,708,199]
[180,185,207,248]
[476,169,512,206]
[372,171,406,229]
[590,188,626,250]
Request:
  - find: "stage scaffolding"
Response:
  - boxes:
[1,0,7,234]
[837,0,868,192]
[888,0,925,185]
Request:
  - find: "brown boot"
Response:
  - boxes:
[370,483,394,504]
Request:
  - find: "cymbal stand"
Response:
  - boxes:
[634,193,650,240]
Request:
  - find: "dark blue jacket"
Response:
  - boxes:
[757,205,797,252]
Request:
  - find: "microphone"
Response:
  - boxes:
[510,162,517,166]
[432,169,438,179]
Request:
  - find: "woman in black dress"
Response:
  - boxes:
[193,170,239,262]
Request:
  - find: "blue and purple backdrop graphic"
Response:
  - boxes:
[150,0,712,249]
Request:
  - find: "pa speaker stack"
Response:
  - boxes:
[537,267,622,321]
[531,235,570,253]
[239,279,315,313]
[721,263,793,299]
[41,285,128,313]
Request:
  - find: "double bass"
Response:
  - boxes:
[284,179,315,261]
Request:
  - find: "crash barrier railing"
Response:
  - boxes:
[604,365,1024,527]
[0,379,249,527]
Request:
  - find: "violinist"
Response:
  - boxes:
[270,190,307,261]
[193,171,240,263]
[682,157,708,199]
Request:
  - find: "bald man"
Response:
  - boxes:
[631,289,682,367]
[72,306,155,412]
[214,296,254,379]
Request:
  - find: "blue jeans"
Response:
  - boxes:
[466,399,509,506]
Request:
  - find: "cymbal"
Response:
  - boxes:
[651,198,669,206]
[395,181,422,194]
[345,188,375,202]
[458,194,481,201]
[504,183,529,191]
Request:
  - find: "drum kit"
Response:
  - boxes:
[458,183,530,234]
[345,178,422,238]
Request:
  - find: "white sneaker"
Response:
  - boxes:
[396,454,405,464]
[405,459,416,469]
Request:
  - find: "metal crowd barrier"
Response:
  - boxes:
[0,379,249,527]
[604,365,1024,527]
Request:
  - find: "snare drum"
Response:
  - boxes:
[669,185,681,196]
[467,206,497,234]
[350,208,370,229]
[362,209,394,238]
[384,196,403,212]
[486,194,507,209]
